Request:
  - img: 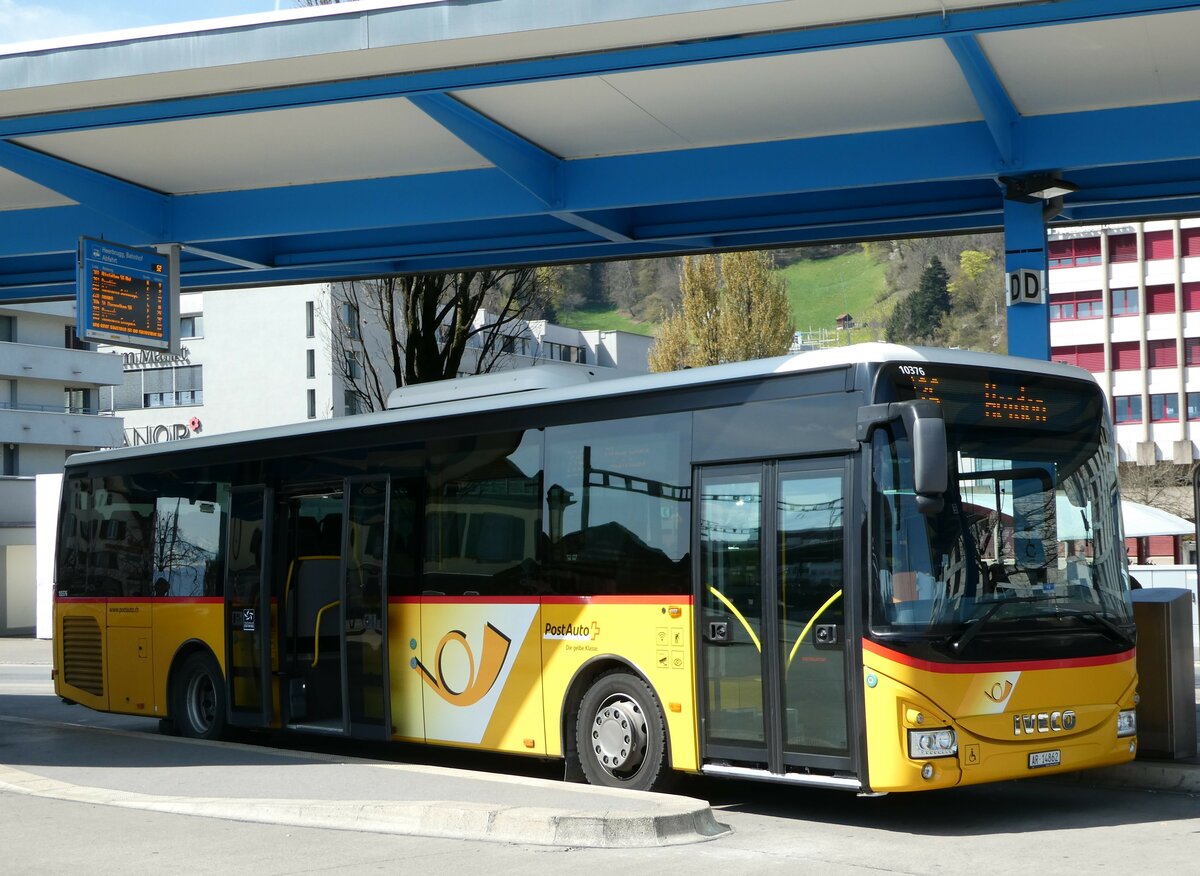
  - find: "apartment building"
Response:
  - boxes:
[0,301,123,634]
[1048,218,1200,466]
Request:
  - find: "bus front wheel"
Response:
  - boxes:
[574,671,667,792]
[173,652,227,740]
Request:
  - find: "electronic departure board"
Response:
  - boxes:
[77,237,178,352]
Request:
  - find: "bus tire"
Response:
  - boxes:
[574,670,667,792]
[173,652,227,740]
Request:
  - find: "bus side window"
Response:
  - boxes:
[90,476,155,598]
[543,413,691,597]
[423,431,541,596]
[57,476,94,597]
[152,481,229,598]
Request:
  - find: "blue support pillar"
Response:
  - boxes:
[1004,197,1049,360]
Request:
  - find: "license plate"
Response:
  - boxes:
[1028,750,1061,769]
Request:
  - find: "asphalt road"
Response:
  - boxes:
[2,654,1198,875]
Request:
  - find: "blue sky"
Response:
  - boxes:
[0,1,302,43]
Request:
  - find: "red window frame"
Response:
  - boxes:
[1110,288,1139,317]
[1114,395,1142,424]
[1150,392,1179,422]
[1147,338,1177,368]
[1111,341,1140,370]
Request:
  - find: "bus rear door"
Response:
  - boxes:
[224,485,273,728]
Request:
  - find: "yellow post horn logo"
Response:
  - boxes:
[413,623,512,706]
[984,680,1014,703]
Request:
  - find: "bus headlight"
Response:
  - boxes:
[1117,709,1137,738]
[908,728,957,758]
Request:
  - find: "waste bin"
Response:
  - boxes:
[1131,588,1197,760]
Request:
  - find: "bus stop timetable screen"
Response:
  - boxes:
[77,238,171,351]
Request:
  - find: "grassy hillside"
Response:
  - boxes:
[554,249,890,340]
[779,249,889,339]
[554,304,657,336]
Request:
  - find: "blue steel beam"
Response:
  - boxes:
[2,1,1196,140]
[943,34,1020,167]
[407,92,560,208]
[0,140,168,236]
[408,92,632,242]
[2,99,1200,267]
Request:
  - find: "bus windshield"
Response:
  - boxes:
[870,364,1134,653]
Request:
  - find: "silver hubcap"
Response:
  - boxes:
[186,672,215,732]
[591,694,646,776]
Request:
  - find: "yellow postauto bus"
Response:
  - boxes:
[53,343,1138,793]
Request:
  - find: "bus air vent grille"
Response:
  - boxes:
[62,616,104,696]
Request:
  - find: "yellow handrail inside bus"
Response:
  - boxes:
[311,600,341,668]
[786,589,843,670]
[707,585,761,653]
[283,554,341,609]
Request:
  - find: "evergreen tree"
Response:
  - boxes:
[885,256,951,343]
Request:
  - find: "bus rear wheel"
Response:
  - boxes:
[574,671,667,791]
[173,652,227,740]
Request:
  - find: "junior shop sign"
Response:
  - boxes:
[123,417,202,447]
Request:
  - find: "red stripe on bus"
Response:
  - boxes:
[863,638,1135,673]
[57,597,239,605]
[541,595,693,605]
[101,597,228,605]
[151,597,224,605]
[419,595,540,605]
[387,594,693,606]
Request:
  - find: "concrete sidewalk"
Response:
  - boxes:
[0,715,729,848]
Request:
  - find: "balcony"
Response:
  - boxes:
[0,342,123,386]
[0,406,123,448]
[0,476,35,526]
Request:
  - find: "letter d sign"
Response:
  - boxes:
[1006,269,1046,307]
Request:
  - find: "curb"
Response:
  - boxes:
[0,763,728,847]
[1049,760,1200,795]
[0,719,731,848]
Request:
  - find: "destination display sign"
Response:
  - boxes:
[880,362,1101,434]
[77,238,176,352]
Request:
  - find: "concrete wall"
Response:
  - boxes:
[34,473,60,640]
[1,542,35,635]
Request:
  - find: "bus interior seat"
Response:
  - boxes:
[891,599,933,625]
[295,516,321,552]
[287,556,342,719]
[290,558,341,651]
[319,514,343,554]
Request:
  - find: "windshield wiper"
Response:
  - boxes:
[1056,608,1135,648]
[945,596,1043,655]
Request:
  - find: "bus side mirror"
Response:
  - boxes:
[898,401,947,515]
[858,399,948,515]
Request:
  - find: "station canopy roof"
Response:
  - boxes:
[2,0,1200,299]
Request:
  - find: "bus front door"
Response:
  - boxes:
[697,461,852,777]
[225,486,273,728]
[341,476,391,739]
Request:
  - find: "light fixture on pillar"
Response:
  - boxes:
[1000,173,1079,220]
